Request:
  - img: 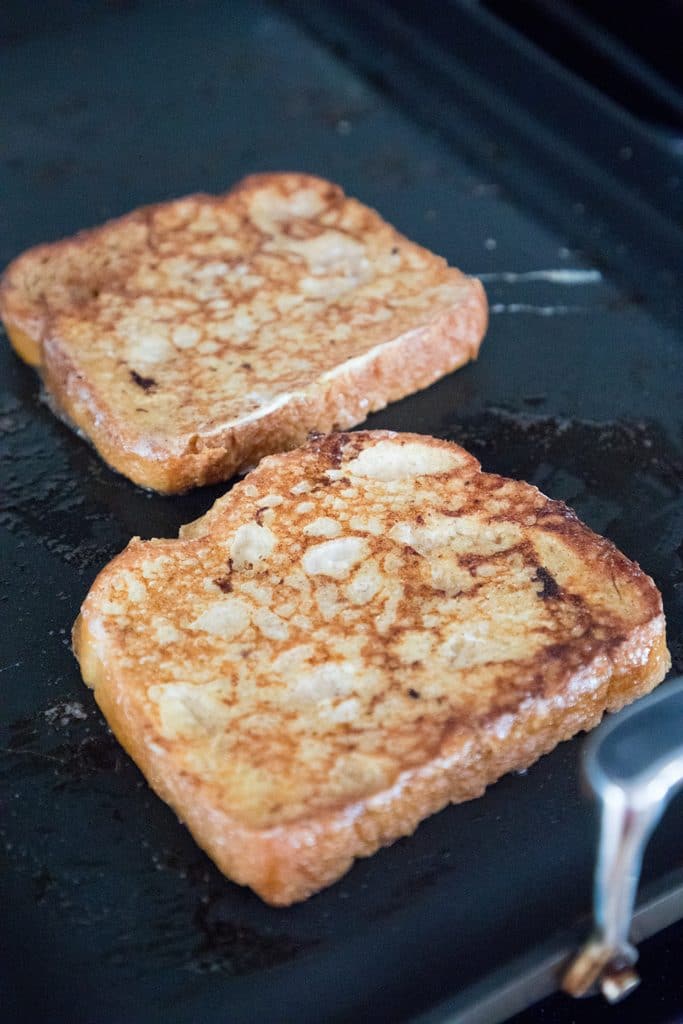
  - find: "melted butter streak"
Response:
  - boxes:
[490,303,586,316]
[477,269,602,285]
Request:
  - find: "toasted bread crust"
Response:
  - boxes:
[73,432,669,904]
[0,174,487,492]
[75,615,668,904]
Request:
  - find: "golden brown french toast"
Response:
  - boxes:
[73,431,669,904]
[0,174,487,492]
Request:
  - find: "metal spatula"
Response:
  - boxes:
[563,674,683,1002]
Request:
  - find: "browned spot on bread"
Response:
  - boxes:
[130,370,156,391]
[534,566,561,599]
[320,432,348,468]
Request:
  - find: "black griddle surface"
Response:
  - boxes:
[1,2,682,1022]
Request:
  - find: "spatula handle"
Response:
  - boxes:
[562,674,683,1002]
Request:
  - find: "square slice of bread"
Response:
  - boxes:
[0,174,487,492]
[73,431,669,905]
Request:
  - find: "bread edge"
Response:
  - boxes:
[41,279,486,491]
[73,609,669,906]
[3,322,42,367]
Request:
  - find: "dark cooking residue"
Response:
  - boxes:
[53,733,127,780]
[4,702,126,783]
[446,409,683,497]
[191,894,319,974]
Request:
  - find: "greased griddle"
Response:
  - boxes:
[1,2,682,1022]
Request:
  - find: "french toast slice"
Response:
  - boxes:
[73,431,669,905]
[0,174,487,492]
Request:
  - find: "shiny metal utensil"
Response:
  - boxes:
[563,674,683,1002]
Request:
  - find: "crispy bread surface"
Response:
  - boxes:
[0,174,487,492]
[73,432,669,904]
